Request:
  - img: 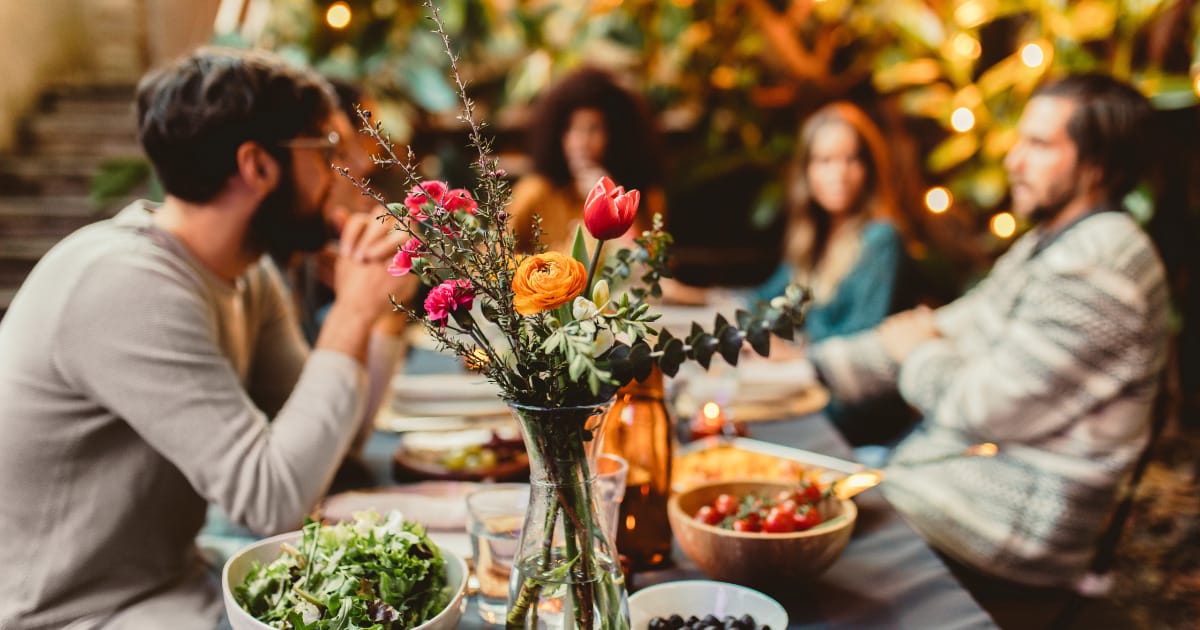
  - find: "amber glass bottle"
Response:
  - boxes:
[602,367,673,569]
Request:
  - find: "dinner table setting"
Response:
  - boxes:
[324,341,998,629]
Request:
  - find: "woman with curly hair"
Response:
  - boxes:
[508,67,667,253]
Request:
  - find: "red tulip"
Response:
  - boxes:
[583,176,640,241]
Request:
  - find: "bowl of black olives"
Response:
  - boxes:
[628,580,787,630]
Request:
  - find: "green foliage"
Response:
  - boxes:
[89,157,158,207]
[260,0,1198,245]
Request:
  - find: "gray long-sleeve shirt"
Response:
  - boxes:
[0,202,366,629]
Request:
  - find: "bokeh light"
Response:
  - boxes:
[950,107,975,132]
[952,33,982,60]
[990,212,1017,238]
[326,2,352,29]
[1020,42,1045,68]
[954,1,987,28]
[1193,73,1200,98]
[925,187,952,214]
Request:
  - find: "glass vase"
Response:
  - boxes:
[506,400,630,630]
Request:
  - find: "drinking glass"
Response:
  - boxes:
[594,453,629,543]
[466,483,529,624]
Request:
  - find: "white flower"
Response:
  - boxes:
[591,279,610,308]
[573,296,599,320]
[593,328,615,355]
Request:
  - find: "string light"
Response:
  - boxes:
[952,33,982,60]
[951,107,975,132]
[925,187,952,214]
[990,212,1017,238]
[326,2,352,29]
[1020,42,1046,68]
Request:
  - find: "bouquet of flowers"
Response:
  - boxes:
[340,6,810,627]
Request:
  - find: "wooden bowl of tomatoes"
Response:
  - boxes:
[667,479,856,589]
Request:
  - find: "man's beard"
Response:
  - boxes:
[1026,192,1072,225]
[1018,174,1082,226]
[247,168,331,262]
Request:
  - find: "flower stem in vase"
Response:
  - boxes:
[505,401,629,629]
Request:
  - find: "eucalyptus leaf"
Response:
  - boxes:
[660,338,686,377]
[745,324,770,357]
[717,326,743,366]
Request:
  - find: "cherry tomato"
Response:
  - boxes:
[694,505,722,526]
[800,480,823,504]
[713,493,739,517]
[794,505,823,531]
[763,506,796,533]
[732,512,761,532]
[777,499,799,514]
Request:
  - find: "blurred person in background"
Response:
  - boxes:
[0,48,415,629]
[755,101,916,341]
[665,102,919,448]
[287,79,409,491]
[810,73,1167,626]
[507,66,667,253]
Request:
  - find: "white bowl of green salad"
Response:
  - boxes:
[222,511,468,630]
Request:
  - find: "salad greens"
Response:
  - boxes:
[234,511,451,630]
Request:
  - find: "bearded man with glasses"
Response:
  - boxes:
[0,48,415,629]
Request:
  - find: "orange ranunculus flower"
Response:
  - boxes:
[512,252,588,315]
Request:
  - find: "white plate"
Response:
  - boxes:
[391,373,503,402]
[628,580,788,629]
[320,481,479,531]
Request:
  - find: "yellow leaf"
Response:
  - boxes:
[977,55,1022,98]
[873,58,943,92]
[899,83,956,119]
[982,125,1019,159]
[1068,0,1118,40]
[927,133,980,173]
[970,166,1009,208]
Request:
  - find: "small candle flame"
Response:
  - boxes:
[701,402,724,429]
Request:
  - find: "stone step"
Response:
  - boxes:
[28,111,136,136]
[0,155,147,196]
[44,97,135,120]
[0,196,119,237]
[23,117,138,157]
[0,235,60,261]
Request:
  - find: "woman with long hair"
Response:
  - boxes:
[507,67,666,253]
[754,101,914,343]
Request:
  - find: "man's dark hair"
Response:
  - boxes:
[1033,73,1155,203]
[136,48,335,203]
[527,67,664,193]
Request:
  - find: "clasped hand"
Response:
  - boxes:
[332,211,417,321]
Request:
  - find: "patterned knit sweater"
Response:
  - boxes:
[810,210,1168,587]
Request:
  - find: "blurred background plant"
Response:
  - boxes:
[87,0,1200,415]
[229,0,1197,286]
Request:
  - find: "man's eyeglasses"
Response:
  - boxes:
[279,131,342,163]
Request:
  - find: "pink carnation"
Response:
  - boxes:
[404,180,449,221]
[386,238,423,277]
[443,188,478,214]
[424,278,475,327]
